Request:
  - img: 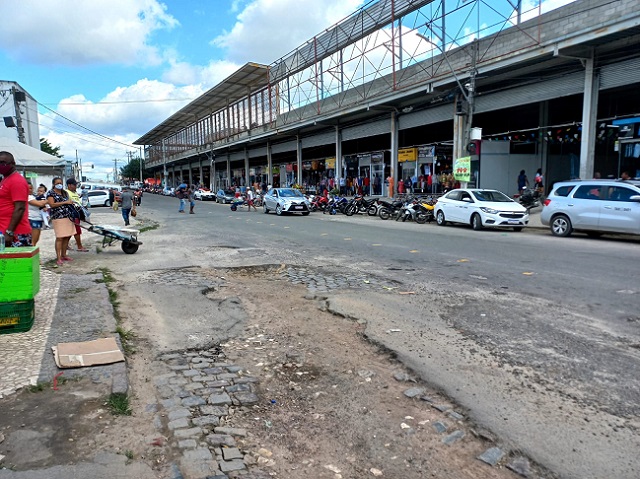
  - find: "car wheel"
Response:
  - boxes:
[276,204,283,216]
[302,211,310,216]
[550,214,572,237]
[472,213,483,231]
[513,227,523,232]
[263,204,269,214]
[436,210,446,226]
[104,200,110,207]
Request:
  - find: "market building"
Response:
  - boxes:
[135,0,640,198]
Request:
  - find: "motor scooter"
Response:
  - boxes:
[518,187,540,211]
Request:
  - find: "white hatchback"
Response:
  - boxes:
[86,189,112,207]
[435,189,529,231]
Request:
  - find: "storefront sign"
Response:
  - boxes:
[326,157,336,169]
[371,152,383,163]
[398,148,417,162]
[418,146,435,160]
[453,156,471,182]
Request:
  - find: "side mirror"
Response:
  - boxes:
[629,195,640,202]
[462,197,472,203]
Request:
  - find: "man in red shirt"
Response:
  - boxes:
[0,151,32,247]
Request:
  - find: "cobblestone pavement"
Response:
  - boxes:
[0,269,59,398]
[284,265,400,292]
[153,347,271,479]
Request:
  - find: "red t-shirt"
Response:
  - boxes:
[0,172,31,234]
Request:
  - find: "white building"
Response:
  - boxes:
[0,80,40,149]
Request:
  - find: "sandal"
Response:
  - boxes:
[77,248,90,252]
[56,259,64,266]
[62,256,73,262]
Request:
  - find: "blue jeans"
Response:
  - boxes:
[179,198,186,212]
[122,208,131,225]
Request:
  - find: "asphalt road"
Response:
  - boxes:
[134,194,640,479]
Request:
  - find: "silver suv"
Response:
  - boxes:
[540,180,640,237]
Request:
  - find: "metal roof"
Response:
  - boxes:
[134,62,269,145]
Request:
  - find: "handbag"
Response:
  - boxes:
[113,202,119,211]
[131,208,137,217]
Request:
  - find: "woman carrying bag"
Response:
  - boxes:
[46,177,76,266]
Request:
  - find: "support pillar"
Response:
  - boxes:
[390,112,398,197]
[188,164,193,187]
[296,135,302,186]
[539,101,549,187]
[580,52,598,180]
[267,141,273,187]
[198,159,203,187]
[244,148,250,188]
[226,155,231,188]
[335,126,342,188]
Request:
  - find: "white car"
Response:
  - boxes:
[263,188,311,216]
[194,189,215,201]
[435,188,529,231]
[86,190,112,207]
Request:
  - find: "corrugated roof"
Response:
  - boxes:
[134,62,269,145]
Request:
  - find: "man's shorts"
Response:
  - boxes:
[6,233,33,247]
[29,219,44,229]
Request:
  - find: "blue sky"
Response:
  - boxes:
[0,0,572,181]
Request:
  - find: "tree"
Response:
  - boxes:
[119,157,152,182]
[40,138,63,158]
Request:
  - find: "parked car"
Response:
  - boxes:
[540,179,640,237]
[435,188,529,231]
[163,187,175,196]
[194,188,215,201]
[86,190,112,207]
[216,189,236,204]
[263,188,311,216]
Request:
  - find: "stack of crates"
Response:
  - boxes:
[0,247,40,334]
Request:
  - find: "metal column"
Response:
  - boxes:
[335,126,342,186]
[390,111,398,197]
[267,141,273,187]
[244,148,250,187]
[226,154,231,188]
[579,51,598,180]
[296,135,302,185]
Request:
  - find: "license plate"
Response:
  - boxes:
[295,206,303,210]
[0,317,20,326]
[507,219,519,224]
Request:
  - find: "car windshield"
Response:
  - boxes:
[473,190,513,202]
[223,189,235,195]
[279,189,304,198]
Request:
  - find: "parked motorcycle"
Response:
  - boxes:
[518,187,540,211]
[344,195,377,216]
[377,198,404,220]
[395,197,429,224]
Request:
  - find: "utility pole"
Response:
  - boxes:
[139,146,143,183]
[113,158,119,184]
[11,87,26,144]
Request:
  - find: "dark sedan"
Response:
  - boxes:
[216,189,236,204]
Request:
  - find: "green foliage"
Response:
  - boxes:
[107,393,132,416]
[119,157,152,181]
[40,138,63,158]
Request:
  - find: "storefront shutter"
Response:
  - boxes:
[248,147,268,158]
[271,140,297,154]
[302,131,335,148]
[342,119,389,141]
[600,57,640,90]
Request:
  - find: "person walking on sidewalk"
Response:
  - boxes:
[65,178,89,252]
[188,185,196,214]
[246,187,257,212]
[47,177,75,266]
[0,151,32,247]
[120,188,134,226]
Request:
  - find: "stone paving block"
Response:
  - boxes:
[433,404,451,412]
[162,398,180,409]
[442,430,465,445]
[158,386,175,399]
[234,377,258,384]
[232,391,259,406]
[206,380,231,388]
[179,458,219,478]
[217,373,239,380]
[169,377,189,386]
[169,365,190,371]
[403,387,424,398]
[183,369,202,377]
[219,459,246,472]
[214,427,247,437]
[201,405,228,416]
[192,415,221,427]
[174,427,203,438]
[222,448,243,460]
[154,372,177,385]
[177,389,192,398]
[226,383,251,393]
[185,382,205,391]
[203,367,225,375]
[168,408,192,421]
[478,447,505,466]
[432,421,448,434]
[168,417,191,430]
[182,396,207,407]
[208,392,232,405]
[226,366,243,373]
[111,371,129,395]
[507,456,531,477]
[448,411,464,421]
[207,434,237,447]
[178,439,197,449]
[183,447,214,461]
[193,362,212,369]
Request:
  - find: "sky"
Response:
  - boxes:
[0,0,574,182]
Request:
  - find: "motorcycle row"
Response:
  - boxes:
[309,194,438,224]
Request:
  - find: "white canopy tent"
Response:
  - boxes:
[0,137,66,167]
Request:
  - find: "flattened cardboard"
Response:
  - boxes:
[53,337,125,368]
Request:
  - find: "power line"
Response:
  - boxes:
[38,98,194,106]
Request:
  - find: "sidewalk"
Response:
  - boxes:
[0,209,127,399]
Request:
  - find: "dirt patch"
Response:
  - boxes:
[188,270,530,479]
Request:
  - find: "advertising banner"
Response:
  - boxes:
[453,156,471,182]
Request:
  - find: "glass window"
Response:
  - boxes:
[473,190,512,202]
[554,185,575,197]
[573,185,602,200]
[606,186,636,202]
[445,191,461,201]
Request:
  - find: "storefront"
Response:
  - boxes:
[613,117,640,178]
[343,151,386,196]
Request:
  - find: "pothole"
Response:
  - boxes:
[283,265,402,292]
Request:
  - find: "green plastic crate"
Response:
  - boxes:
[0,299,35,334]
[0,247,40,302]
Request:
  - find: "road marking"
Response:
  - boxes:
[284,226,290,229]
[522,272,535,275]
[344,237,352,241]
[457,258,470,263]
[409,250,419,253]
[371,243,382,246]
[321,233,328,236]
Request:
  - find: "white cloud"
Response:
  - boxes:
[162,59,241,87]
[0,0,178,66]
[213,0,364,64]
